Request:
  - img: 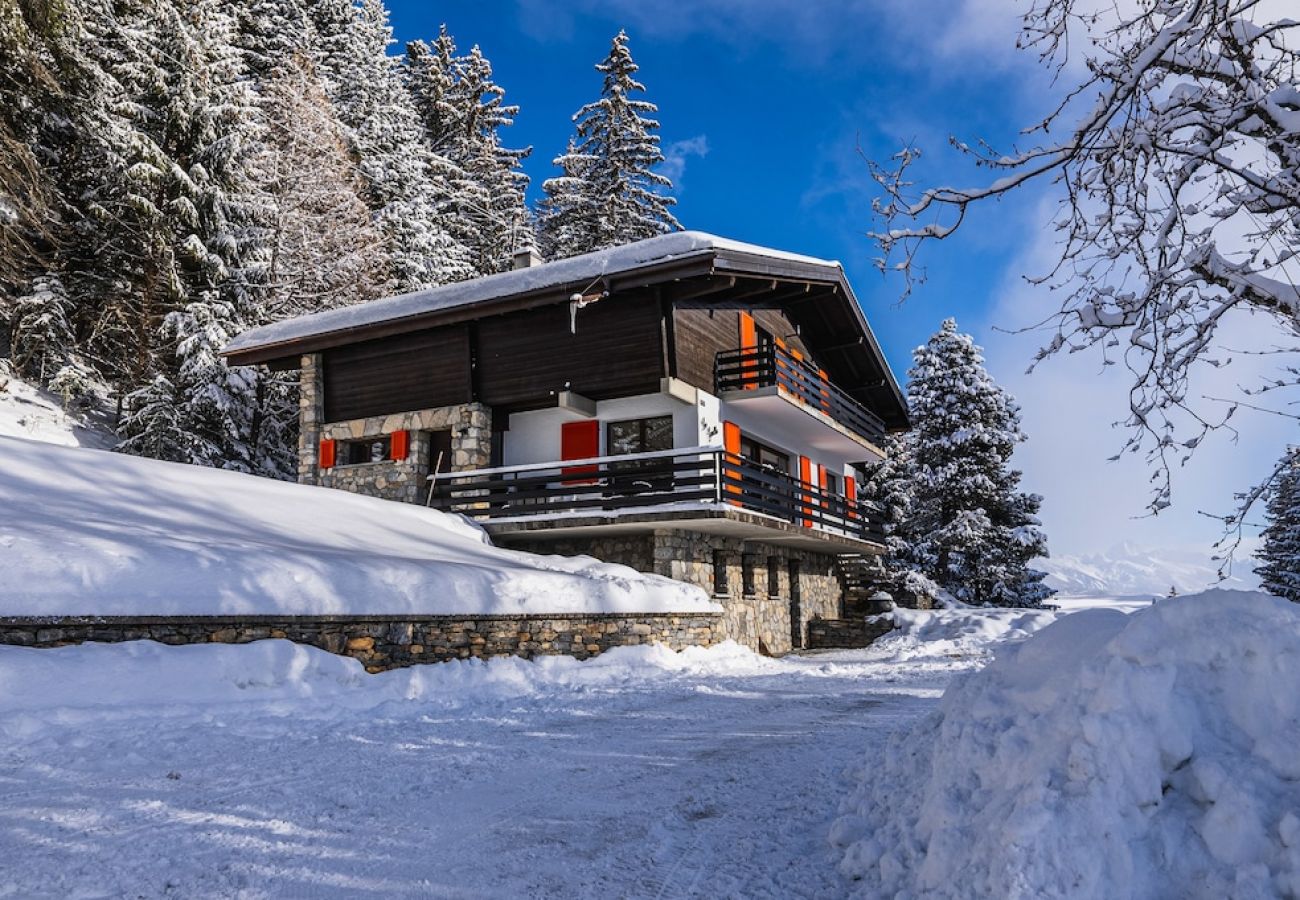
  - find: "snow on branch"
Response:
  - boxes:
[870,0,1300,519]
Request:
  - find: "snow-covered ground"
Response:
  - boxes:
[0,433,713,616]
[0,632,978,899]
[0,360,116,449]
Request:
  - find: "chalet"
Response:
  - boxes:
[223,232,908,654]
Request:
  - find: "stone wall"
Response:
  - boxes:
[806,615,896,650]
[502,528,845,656]
[296,350,493,503]
[527,535,657,575]
[0,613,720,673]
[297,353,494,502]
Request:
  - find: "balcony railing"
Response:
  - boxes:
[715,345,886,445]
[427,446,884,543]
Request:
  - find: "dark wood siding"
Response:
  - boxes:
[476,294,664,408]
[323,326,470,422]
[753,309,811,357]
[673,307,739,390]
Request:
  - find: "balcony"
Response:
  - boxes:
[427,446,885,549]
[715,345,886,449]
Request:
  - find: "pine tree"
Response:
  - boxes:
[904,318,1053,607]
[9,274,74,386]
[0,0,76,304]
[118,373,191,462]
[311,0,474,291]
[404,28,531,274]
[538,30,679,259]
[1257,447,1300,603]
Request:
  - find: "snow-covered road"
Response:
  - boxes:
[0,643,957,899]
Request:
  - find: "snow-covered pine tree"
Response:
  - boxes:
[1257,447,1300,603]
[538,30,679,259]
[905,318,1053,607]
[857,432,943,605]
[404,28,531,274]
[0,0,67,304]
[234,0,315,79]
[9,274,74,386]
[117,373,191,462]
[310,0,474,291]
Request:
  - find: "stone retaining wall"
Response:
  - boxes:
[0,613,720,673]
[500,528,844,656]
[805,616,895,650]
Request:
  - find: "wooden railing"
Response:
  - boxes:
[714,345,886,445]
[427,446,884,543]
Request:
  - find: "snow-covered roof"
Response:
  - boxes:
[224,231,844,361]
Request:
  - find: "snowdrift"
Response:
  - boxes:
[0,638,776,732]
[833,589,1300,899]
[0,435,714,616]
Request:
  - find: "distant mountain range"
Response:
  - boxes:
[1040,541,1260,598]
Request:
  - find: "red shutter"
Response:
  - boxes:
[389,430,409,461]
[845,475,857,520]
[722,421,742,504]
[319,438,336,470]
[561,420,600,484]
[799,456,813,527]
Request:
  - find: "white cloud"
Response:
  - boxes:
[659,135,709,189]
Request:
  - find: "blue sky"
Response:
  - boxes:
[385,1,1289,566]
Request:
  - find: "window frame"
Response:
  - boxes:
[338,436,392,467]
[605,415,674,458]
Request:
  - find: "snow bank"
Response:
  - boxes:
[872,605,1064,663]
[0,361,115,449]
[0,434,715,616]
[0,638,777,734]
[833,589,1300,899]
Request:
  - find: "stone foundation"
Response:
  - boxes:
[806,616,896,650]
[0,613,720,673]
[499,529,846,656]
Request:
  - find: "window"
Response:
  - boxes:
[607,416,673,457]
[767,556,781,597]
[738,435,789,473]
[607,415,674,491]
[741,553,758,598]
[825,471,841,496]
[712,550,729,598]
[340,436,390,466]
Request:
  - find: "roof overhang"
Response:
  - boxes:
[221,231,909,429]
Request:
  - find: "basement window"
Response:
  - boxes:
[340,436,390,466]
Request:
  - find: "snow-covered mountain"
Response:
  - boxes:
[1040,541,1259,598]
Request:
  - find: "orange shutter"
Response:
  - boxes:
[389,429,409,461]
[319,438,336,470]
[845,475,857,519]
[818,368,833,414]
[799,456,813,527]
[561,420,600,484]
[722,420,742,503]
[738,311,758,390]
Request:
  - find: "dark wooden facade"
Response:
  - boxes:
[323,327,471,422]
[476,292,664,408]
[316,290,868,427]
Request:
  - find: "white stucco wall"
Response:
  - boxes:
[499,385,870,490]
[720,400,870,488]
[502,388,719,467]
